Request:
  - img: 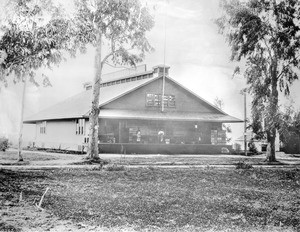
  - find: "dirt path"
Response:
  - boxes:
[1,149,300,169]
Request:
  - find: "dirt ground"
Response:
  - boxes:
[1,150,300,231]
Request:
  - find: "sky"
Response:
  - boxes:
[1,0,300,142]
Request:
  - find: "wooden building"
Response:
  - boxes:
[24,65,242,154]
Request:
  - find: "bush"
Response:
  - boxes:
[0,137,9,151]
[106,164,125,171]
[235,161,253,169]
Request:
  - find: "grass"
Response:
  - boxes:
[0,150,59,162]
[1,167,299,231]
[105,154,300,167]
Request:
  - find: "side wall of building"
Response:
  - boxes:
[25,120,88,151]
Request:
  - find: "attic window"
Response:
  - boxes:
[146,93,175,108]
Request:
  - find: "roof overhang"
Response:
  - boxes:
[99,109,243,123]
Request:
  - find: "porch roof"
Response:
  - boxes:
[99,109,243,123]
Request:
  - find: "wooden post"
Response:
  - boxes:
[119,121,122,143]
[244,92,247,156]
[18,75,27,162]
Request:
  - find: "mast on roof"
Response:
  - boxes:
[161,0,168,112]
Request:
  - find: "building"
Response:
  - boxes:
[233,132,280,153]
[24,65,242,154]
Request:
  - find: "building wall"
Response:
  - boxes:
[234,137,280,152]
[102,78,219,113]
[31,120,87,151]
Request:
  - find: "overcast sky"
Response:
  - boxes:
[1,0,300,141]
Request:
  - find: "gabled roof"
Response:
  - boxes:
[24,77,157,123]
[24,74,242,123]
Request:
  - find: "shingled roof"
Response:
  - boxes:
[24,76,157,123]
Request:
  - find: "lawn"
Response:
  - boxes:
[2,150,300,167]
[1,167,299,231]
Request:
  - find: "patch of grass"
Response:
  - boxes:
[106,155,268,166]
[0,151,59,162]
[1,168,300,231]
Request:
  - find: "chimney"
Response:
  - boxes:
[152,65,170,78]
[83,82,92,91]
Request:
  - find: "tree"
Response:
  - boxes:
[213,97,232,143]
[0,0,74,161]
[216,0,300,162]
[278,105,300,152]
[73,0,154,160]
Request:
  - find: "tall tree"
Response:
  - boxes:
[216,0,300,162]
[0,0,74,161]
[73,0,154,160]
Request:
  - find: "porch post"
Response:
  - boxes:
[119,121,123,143]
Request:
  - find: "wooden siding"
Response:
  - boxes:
[101,78,219,113]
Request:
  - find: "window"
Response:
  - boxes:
[146,93,175,108]
[76,119,85,135]
[40,121,46,134]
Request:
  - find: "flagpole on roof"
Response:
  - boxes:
[161,0,167,112]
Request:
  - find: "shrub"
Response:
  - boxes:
[0,137,9,151]
[106,164,125,171]
[221,147,230,154]
[235,161,253,169]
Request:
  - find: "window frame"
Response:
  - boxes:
[76,119,85,135]
[145,93,175,108]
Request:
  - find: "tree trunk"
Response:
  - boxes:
[266,60,278,162]
[266,131,276,162]
[18,75,27,162]
[87,34,102,160]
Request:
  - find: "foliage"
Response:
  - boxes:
[216,0,300,161]
[73,0,154,65]
[213,97,232,142]
[235,161,253,169]
[0,0,74,87]
[278,106,300,152]
[73,0,154,159]
[0,137,9,151]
